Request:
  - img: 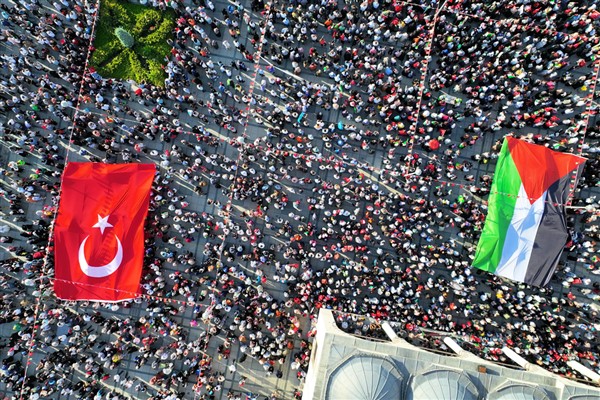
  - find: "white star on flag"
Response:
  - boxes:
[93,214,113,235]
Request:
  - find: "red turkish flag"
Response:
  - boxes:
[54,163,155,301]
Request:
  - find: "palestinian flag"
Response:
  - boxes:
[473,137,586,287]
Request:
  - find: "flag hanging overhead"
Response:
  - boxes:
[473,137,586,287]
[54,163,155,301]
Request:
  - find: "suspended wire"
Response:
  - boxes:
[53,103,599,212]
[18,0,102,398]
[192,2,276,399]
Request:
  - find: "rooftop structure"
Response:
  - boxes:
[303,309,600,400]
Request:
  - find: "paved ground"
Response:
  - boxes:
[0,0,599,399]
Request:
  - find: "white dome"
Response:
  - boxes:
[326,355,403,400]
[488,385,550,400]
[408,369,479,400]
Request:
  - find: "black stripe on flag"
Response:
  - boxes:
[524,165,584,287]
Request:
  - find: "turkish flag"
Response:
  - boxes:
[54,163,155,301]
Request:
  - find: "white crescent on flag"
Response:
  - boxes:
[78,214,123,278]
[78,234,123,278]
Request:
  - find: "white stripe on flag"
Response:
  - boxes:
[495,185,547,283]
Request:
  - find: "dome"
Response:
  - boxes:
[488,385,550,400]
[407,369,479,400]
[326,355,403,400]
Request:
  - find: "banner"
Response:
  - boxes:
[54,163,155,301]
[473,137,585,286]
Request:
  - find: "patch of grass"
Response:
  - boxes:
[90,0,174,87]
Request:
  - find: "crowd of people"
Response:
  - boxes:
[0,0,599,398]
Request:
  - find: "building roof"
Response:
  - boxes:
[487,384,550,400]
[408,369,479,400]
[326,354,403,400]
[302,310,600,400]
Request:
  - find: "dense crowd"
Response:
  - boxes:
[0,0,599,398]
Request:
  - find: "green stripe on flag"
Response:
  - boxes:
[473,140,522,273]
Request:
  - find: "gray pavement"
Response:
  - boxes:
[0,0,599,399]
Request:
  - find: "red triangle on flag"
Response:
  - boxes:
[507,137,586,204]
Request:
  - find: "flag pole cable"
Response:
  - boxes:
[402,0,448,177]
[73,107,599,212]
[53,113,597,215]
[190,1,275,399]
[57,74,598,212]
[565,50,600,206]
[398,2,596,211]
[17,0,102,398]
[63,2,102,165]
[212,1,274,271]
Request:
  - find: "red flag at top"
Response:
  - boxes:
[54,163,155,301]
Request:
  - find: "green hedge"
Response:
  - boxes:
[90,0,174,87]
